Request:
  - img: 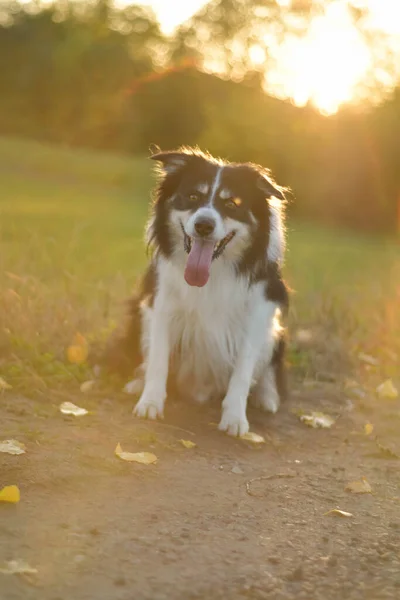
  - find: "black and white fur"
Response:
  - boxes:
[105,147,289,437]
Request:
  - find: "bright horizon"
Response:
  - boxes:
[136,0,400,115]
[16,0,400,115]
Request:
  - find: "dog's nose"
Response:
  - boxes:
[194,217,215,237]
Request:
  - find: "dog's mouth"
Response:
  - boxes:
[180,222,236,288]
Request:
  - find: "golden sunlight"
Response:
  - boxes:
[267,2,372,114]
[124,1,400,114]
[285,1,399,114]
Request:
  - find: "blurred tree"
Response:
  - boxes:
[0,0,165,147]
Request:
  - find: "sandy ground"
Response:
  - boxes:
[1,383,399,600]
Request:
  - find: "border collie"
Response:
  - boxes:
[102,147,289,436]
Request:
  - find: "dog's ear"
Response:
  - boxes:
[257,171,285,201]
[150,151,191,174]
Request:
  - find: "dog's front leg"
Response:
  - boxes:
[219,295,278,437]
[133,303,170,420]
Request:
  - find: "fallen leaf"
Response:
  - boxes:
[0,440,26,455]
[324,509,353,518]
[115,443,157,464]
[67,333,88,364]
[0,485,20,503]
[59,402,88,417]
[240,432,266,443]
[300,412,335,429]
[358,352,379,366]
[345,477,372,494]
[376,379,398,400]
[179,439,196,449]
[0,559,37,575]
[0,377,12,392]
[364,423,374,436]
[80,380,96,393]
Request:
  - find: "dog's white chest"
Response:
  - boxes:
[158,259,249,392]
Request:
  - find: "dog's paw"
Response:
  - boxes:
[133,394,165,420]
[123,378,144,396]
[218,409,249,437]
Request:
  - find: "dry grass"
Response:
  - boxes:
[0,136,399,397]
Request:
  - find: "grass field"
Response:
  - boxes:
[0,135,399,397]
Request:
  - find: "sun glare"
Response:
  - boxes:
[135,0,400,115]
[267,2,372,114]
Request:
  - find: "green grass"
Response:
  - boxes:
[0,136,399,395]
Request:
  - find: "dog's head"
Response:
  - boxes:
[148,147,286,287]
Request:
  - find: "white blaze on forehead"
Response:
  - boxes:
[208,166,224,205]
[267,197,285,263]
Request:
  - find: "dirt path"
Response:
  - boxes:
[1,385,399,600]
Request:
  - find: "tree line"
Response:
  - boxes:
[0,0,399,232]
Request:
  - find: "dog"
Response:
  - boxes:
[101,147,289,436]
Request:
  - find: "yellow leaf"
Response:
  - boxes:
[67,345,88,364]
[324,509,353,518]
[0,485,20,503]
[345,477,372,494]
[0,440,26,455]
[0,377,12,392]
[240,432,266,444]
[364,423,374,436]
[114,443,157,464]
[0,559,37,574]
[300,412,335,429]
[179,439,196,449]
[376,379,398,400]
[66,332,88,364]
[59,402,88,417]
[80,380,96,393]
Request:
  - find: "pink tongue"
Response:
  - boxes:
[184,239,215,287]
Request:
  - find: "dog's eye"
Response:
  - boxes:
[225,197,241,209]
[189,193,199,202]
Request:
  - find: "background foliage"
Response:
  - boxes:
[0,0,399,232]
